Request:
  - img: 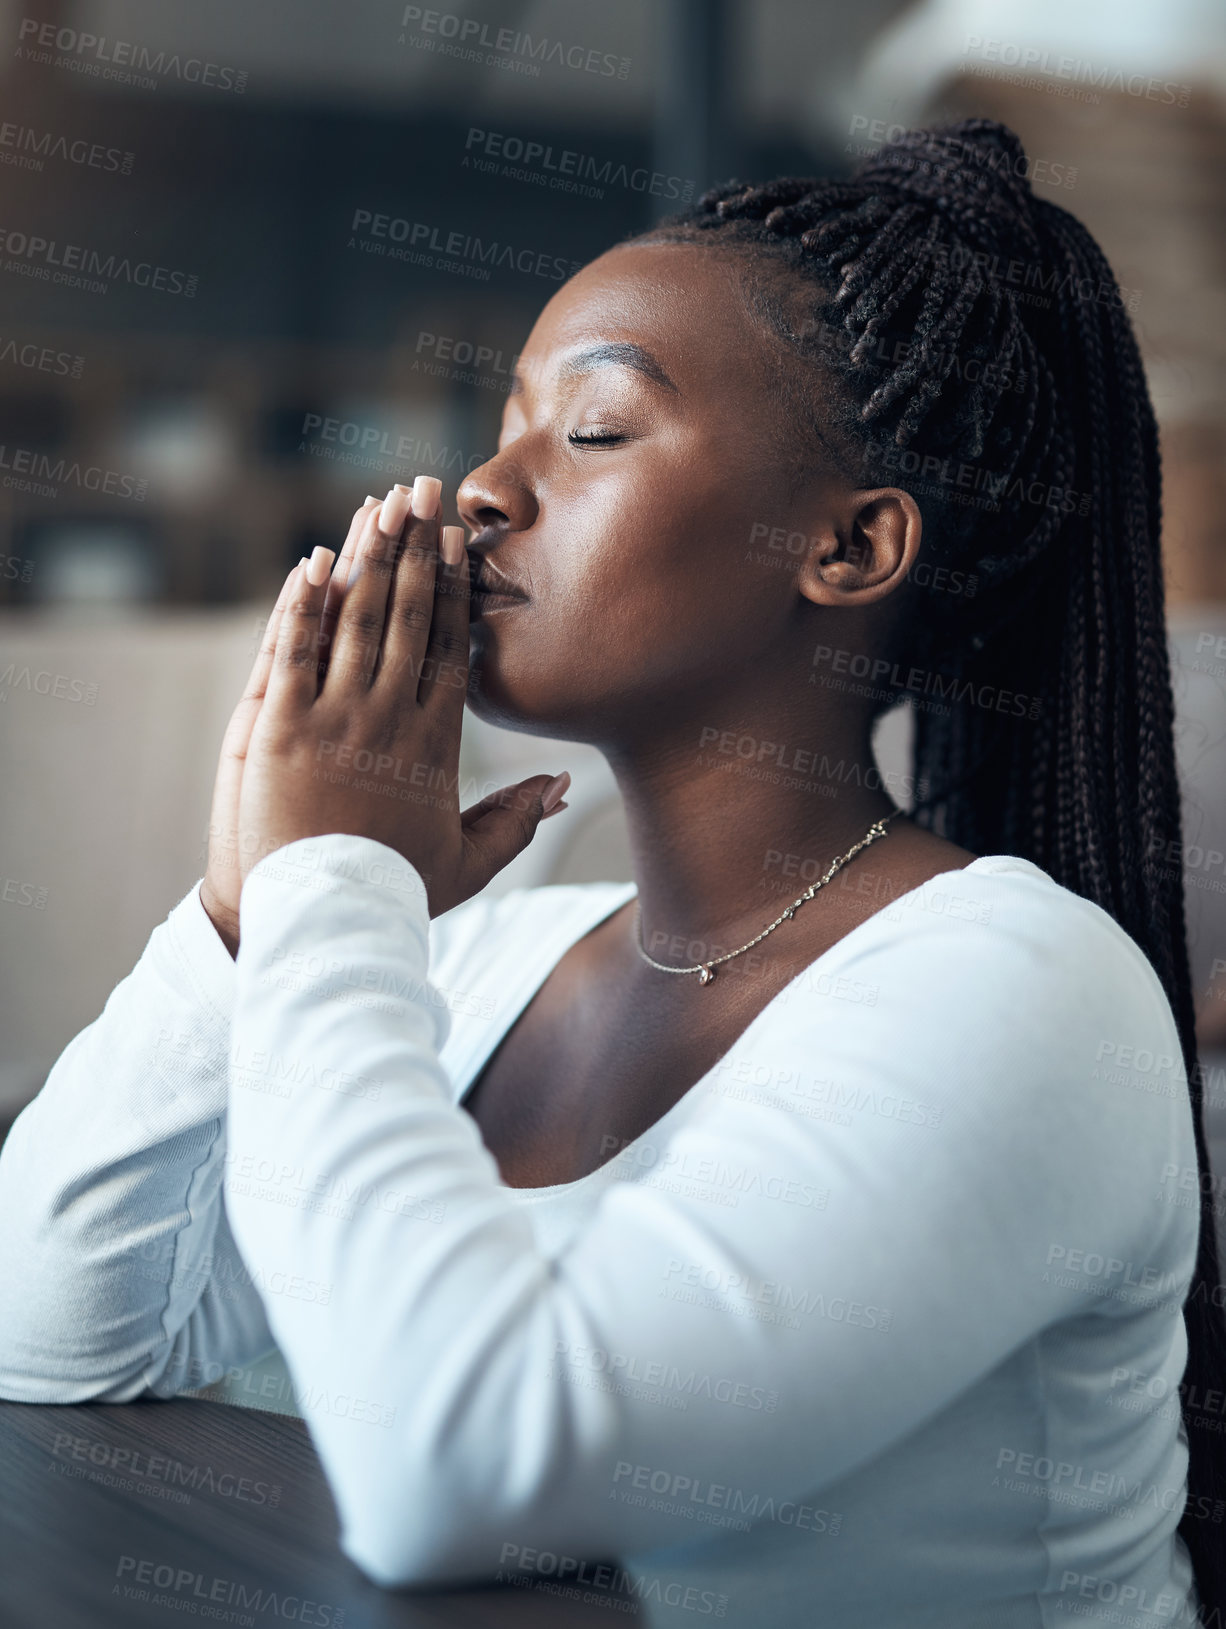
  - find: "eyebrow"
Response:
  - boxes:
[509,342,679,397]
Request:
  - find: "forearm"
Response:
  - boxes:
[0,878,271,1402]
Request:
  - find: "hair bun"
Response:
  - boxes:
[850,118,1042,261]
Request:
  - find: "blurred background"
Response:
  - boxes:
[2,0,1225,1221]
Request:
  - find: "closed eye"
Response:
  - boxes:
[567,429,625,446]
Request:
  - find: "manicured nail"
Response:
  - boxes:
[365,495,380,505]
[378,486,410,535]
[394,483,411,494]
[306,545,335,587]
[541,799,569,821]
[440,525,465,566]
[541,771,571,813]
[411,475,442,519]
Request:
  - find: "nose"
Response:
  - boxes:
[457,452,538,537]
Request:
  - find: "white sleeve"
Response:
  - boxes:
[223,834,1199,1589]
[0,878,275,1402]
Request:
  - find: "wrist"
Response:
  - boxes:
[199,879,241,961]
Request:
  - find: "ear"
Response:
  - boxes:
[795,488,923,608]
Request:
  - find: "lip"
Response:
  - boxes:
[467,549,529,616]
[467,546,528,600]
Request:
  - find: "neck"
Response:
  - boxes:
[601,709,901,968]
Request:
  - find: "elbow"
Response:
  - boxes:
[0,1366,142,1405]
[340,1525,482,1592]
[335,1479,534,1591]
[0,1317,165,1404]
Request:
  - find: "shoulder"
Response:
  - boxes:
[774,853,1185,1102]
[748,855,1197,1266]
[862,853,1171,999]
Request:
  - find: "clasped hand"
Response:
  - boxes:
[200,479,570,951]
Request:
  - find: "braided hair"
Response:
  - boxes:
[631,119,1226,1615]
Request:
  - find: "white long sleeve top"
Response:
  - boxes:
[0,834,1206,1626]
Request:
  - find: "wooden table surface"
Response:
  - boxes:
[0,1397,642,1628]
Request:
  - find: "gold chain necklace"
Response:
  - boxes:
[632,809,901,986]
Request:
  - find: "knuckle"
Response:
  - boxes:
[346,607,385,639]
[428,628,467,660]
[274,643,320,675]
[394,601,433,635]
[400,537,436,568]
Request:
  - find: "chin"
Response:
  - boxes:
[464,648,576,741]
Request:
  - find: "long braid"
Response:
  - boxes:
[635,119,1226,1618]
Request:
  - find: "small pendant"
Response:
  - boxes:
[699,965,716,985]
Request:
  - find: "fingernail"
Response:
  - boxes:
[440,525,465,566]
[541,771,571,813]
[379,486,410,535]
[306,545,335,587]
[365,495,380,505]
[411,475,442,520]
[541,799,569,820]
[394,483,411,494]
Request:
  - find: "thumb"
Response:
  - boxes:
[458,770,571,885]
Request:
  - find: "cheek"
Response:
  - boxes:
[464,468,783,722]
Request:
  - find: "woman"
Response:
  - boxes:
[0,120,1221,1625]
